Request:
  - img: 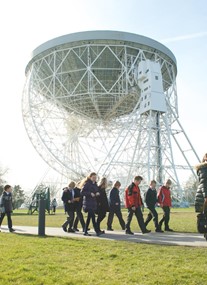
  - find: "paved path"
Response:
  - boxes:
[1,226,207,247]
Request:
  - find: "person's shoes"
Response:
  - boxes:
[84,232,91,236]
[62,226,67,232]
[155,228,164,233]
[68,228,75,233]
[107,227,114,231]
[165,228,174,232]
[125,230,134,235]
[142,229,151,234]
[96,231,103,236]
[9,228,15,232]
[100,230,105,234]
[73,228,79,232]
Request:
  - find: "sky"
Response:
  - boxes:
[0,0,206,191]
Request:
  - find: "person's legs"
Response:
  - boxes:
[75,209,85,231]
[148,207,159,230]
[90,210,98,233]
[0,212,5,228]
[164,206,171,230]
[125,208,134,232]
[62,210,74,231]
[115,209,125,230]
[107,211,114,230]
[84,211,91,234]
[6,212,13,230]
[145,211,153,226]
[96,212,106,232]
[158,207,165,229]
[135,207,149,233]
[73,215,79,230]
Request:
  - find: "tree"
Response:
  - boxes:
[183,174,198,204]
[12,185,25,210]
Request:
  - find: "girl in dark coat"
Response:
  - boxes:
[96,177,109,233]
[0,185,15,232]
[81,172,101,236]
[195,153,207,213]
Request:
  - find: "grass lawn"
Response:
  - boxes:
[0,207,206,285]
[0,232,206,285]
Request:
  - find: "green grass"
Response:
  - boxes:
[8,207,198,233]
[0,232,206,285]
[0,207,204,285]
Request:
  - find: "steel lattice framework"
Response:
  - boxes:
[22,31,200,198]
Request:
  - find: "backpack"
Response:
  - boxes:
[0,194,5,213]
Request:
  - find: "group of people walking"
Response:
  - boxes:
[61,172,174,236]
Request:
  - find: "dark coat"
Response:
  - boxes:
[96,186,109,214]
[145,187,158,208]
[108,187,121,211]
[73,187,83,211]
[81,179,99,212]
[1,191,13,213]
[61,187,79,212]
[195,162,207,212]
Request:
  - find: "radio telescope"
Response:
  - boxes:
[22,30,200,198]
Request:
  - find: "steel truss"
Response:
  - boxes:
[22,35,200,200]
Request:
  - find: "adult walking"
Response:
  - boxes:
[157,179,173,232]
[107,181,125,231]
[125,176,150,235]
[0,185,15,232]
[144,180,163,232]
[96,177,109,233]
[81,172,101,236]
[61,181,77,233]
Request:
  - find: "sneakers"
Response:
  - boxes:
[125,230,134,235]
[9,228,15,232]
[142,229,151,234]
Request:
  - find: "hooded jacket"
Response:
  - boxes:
[195,162,207,213]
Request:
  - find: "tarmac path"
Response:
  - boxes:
[1,225,207,247]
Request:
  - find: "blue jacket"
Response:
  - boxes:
[81,180,99,212]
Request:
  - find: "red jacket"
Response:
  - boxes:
[157,186,172,207]
[125,183,143,208]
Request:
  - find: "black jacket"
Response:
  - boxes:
[96,186,109,214]
[1,191,13,213]
[62,187,79,212]
[108,187,121,210]
[195,162,207,212]
[145,187,158,208]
